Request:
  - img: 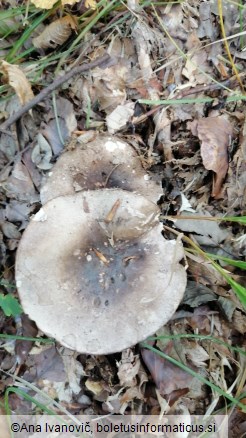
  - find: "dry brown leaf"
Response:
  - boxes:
[32,16,77,49]
[1,61,34,106]
[187,253,228,286]
[185,343,210,367]
[120,386,144,404]
[5,161,37,202]
[92,62,128,113]
[15,314,38,365]
[117,349,140,388]
[141,345,194,395]
[106,102,135,134]
[31,133,53,170]
[188,116,233,198]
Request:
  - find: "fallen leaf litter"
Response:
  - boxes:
[0,0,245,420]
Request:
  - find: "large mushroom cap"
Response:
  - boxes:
[16,189,186,354]
[40,135,162,204]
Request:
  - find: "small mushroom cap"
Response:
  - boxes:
[40,135,162,204]
[16,189,186,354]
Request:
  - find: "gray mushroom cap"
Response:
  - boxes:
[40,135,162,204]
[16,189,187,354]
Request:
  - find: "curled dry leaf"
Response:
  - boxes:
[1,222,21,239]
[5,161,36,202]
[117,350,141,387]
[31,133,53,170]
[106,102,135,134]
[172,210,229,246]
[32,16,77,49]
[1,61,34,106]
[188,116,233,198]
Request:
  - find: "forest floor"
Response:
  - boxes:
[0,1,245,437]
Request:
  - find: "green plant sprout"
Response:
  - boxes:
[0,293,22,317]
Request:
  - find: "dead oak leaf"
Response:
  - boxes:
[188,116,232,198]
[1,61,34,106]
[32,16,77,49]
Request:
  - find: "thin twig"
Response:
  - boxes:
[0,54,111,132]
[104,164,121,187]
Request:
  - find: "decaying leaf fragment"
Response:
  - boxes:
[31,0,81,8]
[188,116,233,198]
[30,0,57,8]
[1,61,34,106]
[84,0,97,9]
[61,0,81,5]
[32,16,77,49]
[31,133,53,170]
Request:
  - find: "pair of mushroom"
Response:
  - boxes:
[16,135,187,354]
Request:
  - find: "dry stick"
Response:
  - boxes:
[0,54,111,132]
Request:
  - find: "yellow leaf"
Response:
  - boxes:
[30,0,57,9]
[61,0,81,5]
[84,0,97,9]
[1,61,34,106]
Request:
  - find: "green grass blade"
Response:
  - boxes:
[2,370,81,420]
[56,0,119,69]
[225,277,246,307]
[204,254,246,270]
[145,334,246,356]
[139,95,246,105]
[164,228,246,309]
[0,334,54,343]
[4,387,56,415]
[6,4,58,62]
[202,252,246,307]
[161,214,246,225]
[222,216,246,224]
